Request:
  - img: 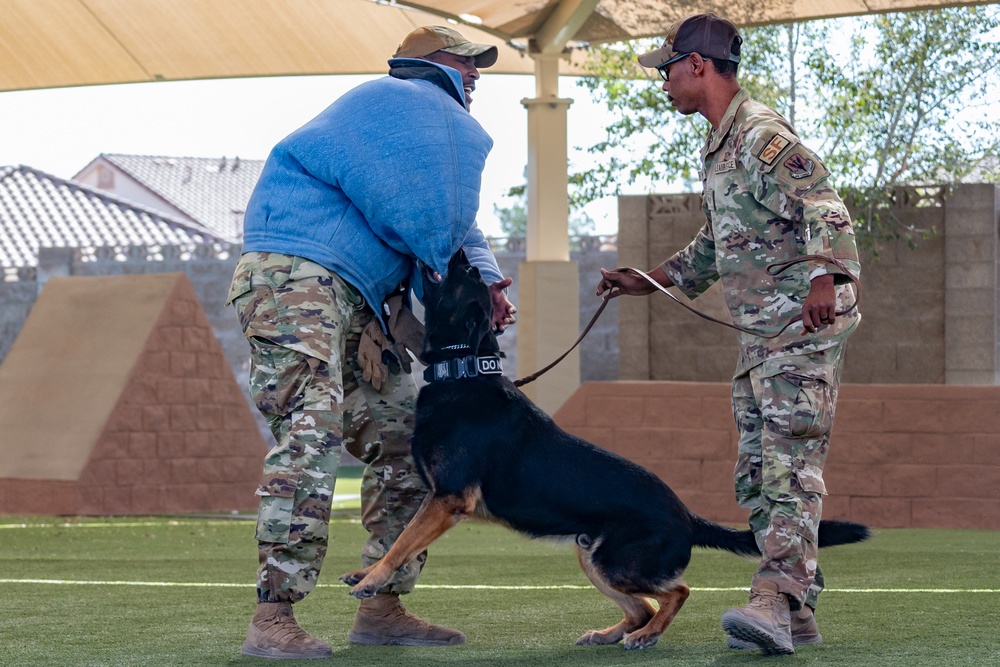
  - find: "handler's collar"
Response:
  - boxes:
[423,354,503,383]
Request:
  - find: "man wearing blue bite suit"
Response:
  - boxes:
[227,25,518,659]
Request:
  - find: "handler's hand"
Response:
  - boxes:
[489,278,517,331]
[801,274,837,334]
[596,267,667,298]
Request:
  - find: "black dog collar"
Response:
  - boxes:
[423,355,503,383]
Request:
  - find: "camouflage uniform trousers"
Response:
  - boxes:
[228,251,428,604]
[730,345,846,611]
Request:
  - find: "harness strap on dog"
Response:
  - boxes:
[423,355,504,383]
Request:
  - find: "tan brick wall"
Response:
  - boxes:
[0,274,264,516]
[75,276,262,515]
[554,381,1000,530]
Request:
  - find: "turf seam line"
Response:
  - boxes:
[1,579,997,593]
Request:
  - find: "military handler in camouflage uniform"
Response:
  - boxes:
[227,26,517,660]
[596,14,861,656]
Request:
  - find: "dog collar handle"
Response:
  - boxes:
[423,355,503,383]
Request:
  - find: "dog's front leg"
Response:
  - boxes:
[341,491,477,598]
[623,584,690,650]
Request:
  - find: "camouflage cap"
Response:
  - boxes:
[393,25,499,69]
[637,13,742,69]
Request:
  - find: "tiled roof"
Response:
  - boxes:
[93,154,264,241]
[0,165,227,270]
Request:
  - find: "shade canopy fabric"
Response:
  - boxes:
[0,0,988,92]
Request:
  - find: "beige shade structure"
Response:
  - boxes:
[0,0,985,90]
[1,0,990,412]
[0,0,984,91]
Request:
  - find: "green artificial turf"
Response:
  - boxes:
[1,505,998,666]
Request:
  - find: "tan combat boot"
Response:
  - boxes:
[720,581,794,655]
[349,593,466,646]
[727,604,822,650]
[241,601,333,659]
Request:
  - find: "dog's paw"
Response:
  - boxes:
[576,630,622,646]
[349,580,381,599]
[623,630,660,651]
[339,571,366,586]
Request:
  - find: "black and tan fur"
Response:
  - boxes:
[341,249,870,650]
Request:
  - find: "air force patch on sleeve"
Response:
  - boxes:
[757,133,791,165]
[783,152,816,179]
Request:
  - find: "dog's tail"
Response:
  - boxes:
[691,517,759,557]
[817,519,873,546]
[692,516,872,557]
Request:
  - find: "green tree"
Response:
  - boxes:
[808,9,1000,247]
[574,8,1000,251]
[493,198,527,237]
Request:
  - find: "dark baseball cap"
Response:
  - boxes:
[637,13,742,69]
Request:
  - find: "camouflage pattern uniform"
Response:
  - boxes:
[227,252,428,604]
[661,88,861,611]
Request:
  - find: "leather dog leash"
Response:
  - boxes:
[513,255,860,388]
[513,291,618,388]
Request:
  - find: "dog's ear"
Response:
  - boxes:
[449,248,471,272]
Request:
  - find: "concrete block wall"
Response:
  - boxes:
[617,184,1000,386]
[944,183,1000,384]
[554,381,1000,530]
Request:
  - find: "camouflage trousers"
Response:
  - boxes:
[227,252,428,604]
[731,345,845,611]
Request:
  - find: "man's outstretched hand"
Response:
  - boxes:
[489,278,517,331]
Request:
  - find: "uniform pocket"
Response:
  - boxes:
[249,339,334,416]
[254,471,299,543]
[786,375,834,438]
[794,465,827,496]
[226,261,253,307]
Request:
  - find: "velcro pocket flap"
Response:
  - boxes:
[795,467,828,496]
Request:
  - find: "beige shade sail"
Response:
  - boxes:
[0,0,991,92]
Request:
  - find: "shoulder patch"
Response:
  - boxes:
[773,145,830,193]
[783,152,816,179]
[757,133,792,165]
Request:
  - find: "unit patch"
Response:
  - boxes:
[783,152,816,179]
[757,133,791,165]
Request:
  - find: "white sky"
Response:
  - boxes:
[0,74,628,238]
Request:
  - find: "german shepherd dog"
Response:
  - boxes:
[341,249,871,650]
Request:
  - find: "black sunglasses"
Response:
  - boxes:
[656,53,693,82]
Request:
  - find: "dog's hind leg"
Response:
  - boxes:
[622,584,690,650]
[341,490,477,598]
[574,547,655,646]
